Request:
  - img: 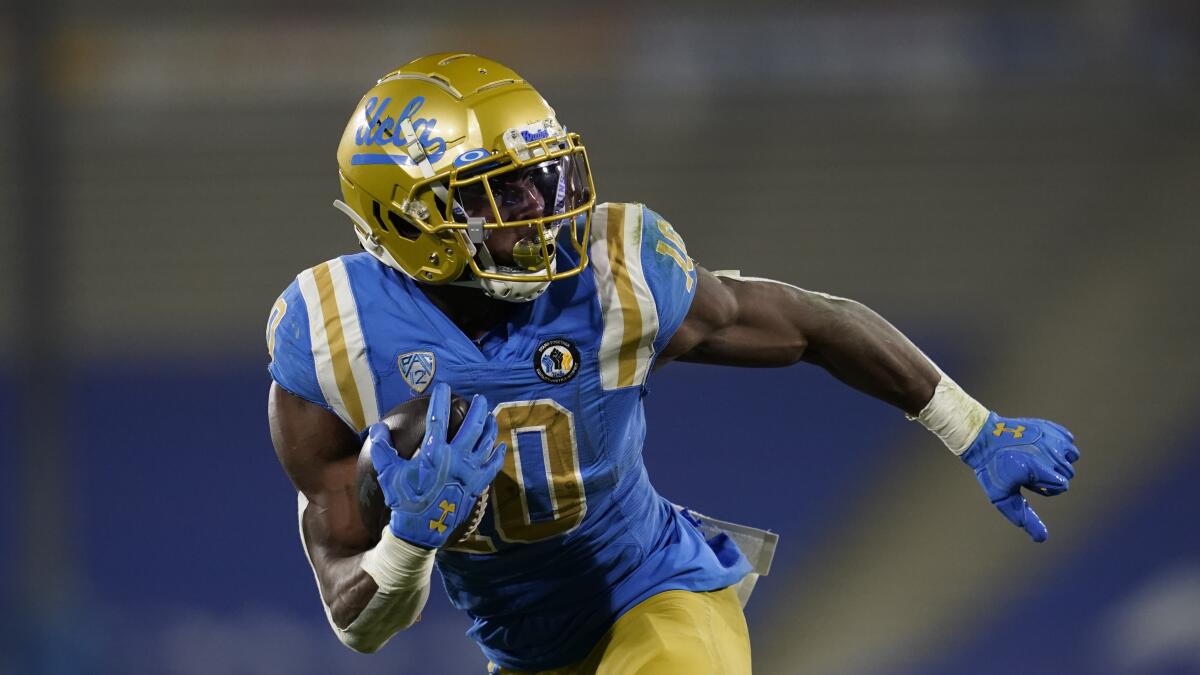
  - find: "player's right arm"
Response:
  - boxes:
[264,274,505,652]
[269,383,428,652]
[270,381,505,653]
[265,274,429,653]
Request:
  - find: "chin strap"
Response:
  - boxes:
[481,277,552,302]
[448,269,552,302]
[449,226,552,302]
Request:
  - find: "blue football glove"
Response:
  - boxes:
[367,382,507,549]
[962,412,1080,543]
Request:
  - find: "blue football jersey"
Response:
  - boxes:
[266,202,751,671]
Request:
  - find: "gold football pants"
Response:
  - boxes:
[493,586,752,674]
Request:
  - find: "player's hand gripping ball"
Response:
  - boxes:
[358,382,506,549]
[355,392,475,541]
[962,412,1080,542]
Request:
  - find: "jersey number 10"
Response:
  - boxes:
[448,399,586,553]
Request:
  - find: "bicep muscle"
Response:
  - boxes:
[662,268,824,367]
[269,382,374,554]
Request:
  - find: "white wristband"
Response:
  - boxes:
[911,376,989,455]
[361,528,436,591]
[324,528,436,651]
[297,495,436,651]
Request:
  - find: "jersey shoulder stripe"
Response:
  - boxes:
[268,256,380,432]
[637,205,697,352]
[590,202,660,390]
[589,202,698,389]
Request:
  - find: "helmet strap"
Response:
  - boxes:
[399,118,437,179]
[399,116,475,251]
[333,199,407,272]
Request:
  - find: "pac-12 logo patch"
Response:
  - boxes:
[398,351,436,393]
[534,339,580,384]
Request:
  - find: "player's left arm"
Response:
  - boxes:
[661,269,940,414]
[660,267,1081,542]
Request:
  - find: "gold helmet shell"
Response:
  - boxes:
[335,53,595,300]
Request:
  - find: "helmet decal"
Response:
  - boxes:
[454,148,491,167]
[351,96,446,165]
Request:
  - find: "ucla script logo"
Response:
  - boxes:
[351,96,447,167]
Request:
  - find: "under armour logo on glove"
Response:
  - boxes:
[429,499,456,534]
[963,413,1080,542]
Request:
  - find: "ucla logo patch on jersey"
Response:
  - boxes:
[398,350,436,393]
[534,338,580,384]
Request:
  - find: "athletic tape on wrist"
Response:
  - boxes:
[911,376,989,455]
[361,528,436,592]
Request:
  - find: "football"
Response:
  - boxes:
[355,393,488,545]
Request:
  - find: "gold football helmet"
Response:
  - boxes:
[334,53,596,301]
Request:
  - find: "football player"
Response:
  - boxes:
[266,53,1080,674]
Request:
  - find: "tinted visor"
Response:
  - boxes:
[452,155,591,225]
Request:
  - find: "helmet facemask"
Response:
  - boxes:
[396,125,594,302]
[447,148,592,301]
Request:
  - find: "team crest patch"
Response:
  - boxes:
[398,351,436,393]
[534,338,580,384]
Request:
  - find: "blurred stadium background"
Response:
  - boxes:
[3,1,1199,673]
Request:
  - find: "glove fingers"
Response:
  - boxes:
[1032,484,1068,497]
[1029,460,1069,494]
[474,414,500,459]
[995,493,1048,542]
[424,382,452,446]
[452,393,490,450]
[1043,422,1080,466]
[1048,420,1075,443]
[368,420,390,443]
[1022,503,1049,542]
[1046,449,1075,480]
[483,440,508,481]
[368,422,402,472]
